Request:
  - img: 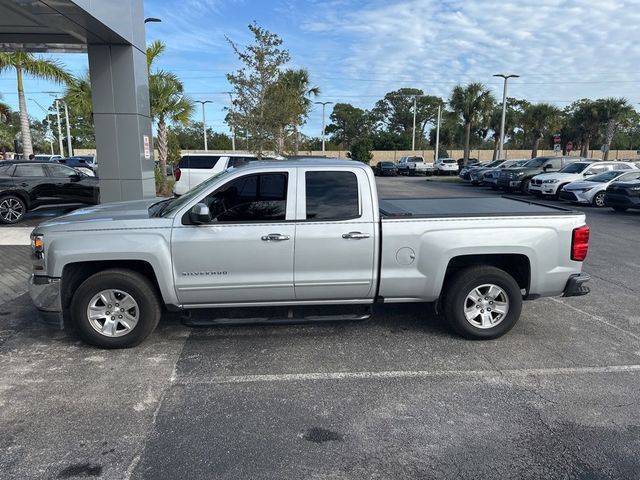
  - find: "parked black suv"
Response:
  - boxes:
[604,178,640,212]
[497,156,582,194]
[0,161,99,224]
[374,161,398,176]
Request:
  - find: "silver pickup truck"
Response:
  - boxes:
[28,159,590,348]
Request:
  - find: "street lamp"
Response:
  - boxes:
[144,17,162,24]
[224,92,236,151]
[194,100,212,151]
[493,73,520,160]
[314,101,333,153]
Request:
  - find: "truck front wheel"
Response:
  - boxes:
[70,269,162,349]
[443,266,522,340]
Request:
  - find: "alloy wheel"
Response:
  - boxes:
[87,289,139,337]
[463,284,510,329]
[0,198,24,223]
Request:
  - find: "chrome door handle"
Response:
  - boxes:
[261,233,290,242]
[342,232,370,239]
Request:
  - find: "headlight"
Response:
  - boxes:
[630,186,640,191]
[31,234,44,262]
[543,179,559,184]
[516,171,526,177]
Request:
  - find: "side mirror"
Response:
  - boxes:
[189,203,211,224]
[70,173,82,182]
[543,165,551,171]
[584,171,594,176]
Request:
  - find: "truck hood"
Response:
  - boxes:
[34,198,165,233]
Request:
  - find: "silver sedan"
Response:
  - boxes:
[560,169,640,206]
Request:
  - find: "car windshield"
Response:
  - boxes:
[380,162,394,167]
[559,163,589,173]
[586,170,625,183]
[156,169,232,217]
[443,159,456,164]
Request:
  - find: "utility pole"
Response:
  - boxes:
[412,95,417,151]
[315,101,333,153]
[195,100,212,151]
[434,104,441,161]
[56,99,73,157]
[493,73,519,160]
[54,100,64,156]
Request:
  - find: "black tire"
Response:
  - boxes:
[0,194,27,224]
[612,206,628,212]
[592,192,605,207]
[520,178,531,195]
[443,266,523,340]
[70,269,162,349]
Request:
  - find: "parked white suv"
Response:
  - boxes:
[173,153,259,195]
[435,158,459,175]
[529,161,636,198]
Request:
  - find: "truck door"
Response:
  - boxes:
[294,169,376,300]
[171,170,296,305]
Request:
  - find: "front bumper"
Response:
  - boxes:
[497,179,522,189]
[529,183,559,196]
[560,189,591,204]
[563,273,590,297]
[28,275,64,329]
[604,193,640,208]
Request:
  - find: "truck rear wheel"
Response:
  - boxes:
[70,269,162,349]
[443,266,522,340]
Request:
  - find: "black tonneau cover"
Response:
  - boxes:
[380,196,576,218]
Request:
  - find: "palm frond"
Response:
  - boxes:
[21,56,72,84]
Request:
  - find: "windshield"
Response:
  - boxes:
[443,159,457,164]
[559,163,589,173]
[157,170,231,217]
[586,170,625,183]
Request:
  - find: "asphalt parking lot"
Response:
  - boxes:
[1,176,640,479]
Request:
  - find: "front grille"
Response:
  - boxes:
[559,191,578,201]
[532,179,543,185]
[499,171,512,180]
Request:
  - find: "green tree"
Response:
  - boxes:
[147,41,194,193]
[325,103,370,149]
[0,52,72,156]
[276,68,319,154]
[563,99,601,156]
[596,97,635,160]
[523,103,562,158]
[449,83,495,164]
[226,22,291,156]
[348,136,373,164]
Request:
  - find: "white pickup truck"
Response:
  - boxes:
[29,159,590,348]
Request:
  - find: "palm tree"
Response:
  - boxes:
[567,100,601,157]
[64,72,93,121]
[523,103,562,158]
[0,53,72,156]
[279,69,319,154]
[449,83,495,164]
[146,41,194,194]
[596,97,634,160]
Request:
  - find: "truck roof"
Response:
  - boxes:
[238,158,370,170]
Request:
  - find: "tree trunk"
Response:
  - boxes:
[603,120,615,161]
[463,122,471,164]
[157,117,168,194]
[492,135,499,161]
[16,66,33,157]
[293,123,299,155]
[275,125,285,155]
[581,137,589,157]
[531,133,541,158]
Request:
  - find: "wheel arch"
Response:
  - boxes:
[442,254,531,295]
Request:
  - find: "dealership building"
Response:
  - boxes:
[0,0,154,202]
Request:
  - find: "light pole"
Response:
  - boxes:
[225,92,236,151]
[434,104,441,161]
[412,95,418,151]
[314,101,333,153]
[493,73,519,160]
[55,98,73,157]
[53,100,64,156]
[195,100,212,151]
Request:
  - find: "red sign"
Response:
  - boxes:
[566,141,573,152]
[553,134,561,144]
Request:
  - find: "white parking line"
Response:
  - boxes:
[0,227,32,245]
[180,364,640,385]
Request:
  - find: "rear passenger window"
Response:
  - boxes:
[306,171,359,220]
[15,164,46,177]
[0,164,14,176]
[546,159,562,170]
[177,155,221,169]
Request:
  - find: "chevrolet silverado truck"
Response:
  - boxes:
[28,159,591,349]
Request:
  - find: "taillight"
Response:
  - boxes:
[175,167,181,181]
[571,225,590,261]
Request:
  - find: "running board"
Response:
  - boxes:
[181,305,372,327]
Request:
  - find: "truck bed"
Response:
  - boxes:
[379,196,576,218]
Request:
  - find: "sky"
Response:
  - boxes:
[1,0,640,139]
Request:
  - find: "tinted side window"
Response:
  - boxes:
[0,164,14,176]
[306,171,359,220]
[204,173,287,222]
[613,163,631,170]
[15,164,47,177]
[588,164,610,175]
[46,164,78,177]
[178,155,221,169]
[546,159,562,170]
[227,157,255,168]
